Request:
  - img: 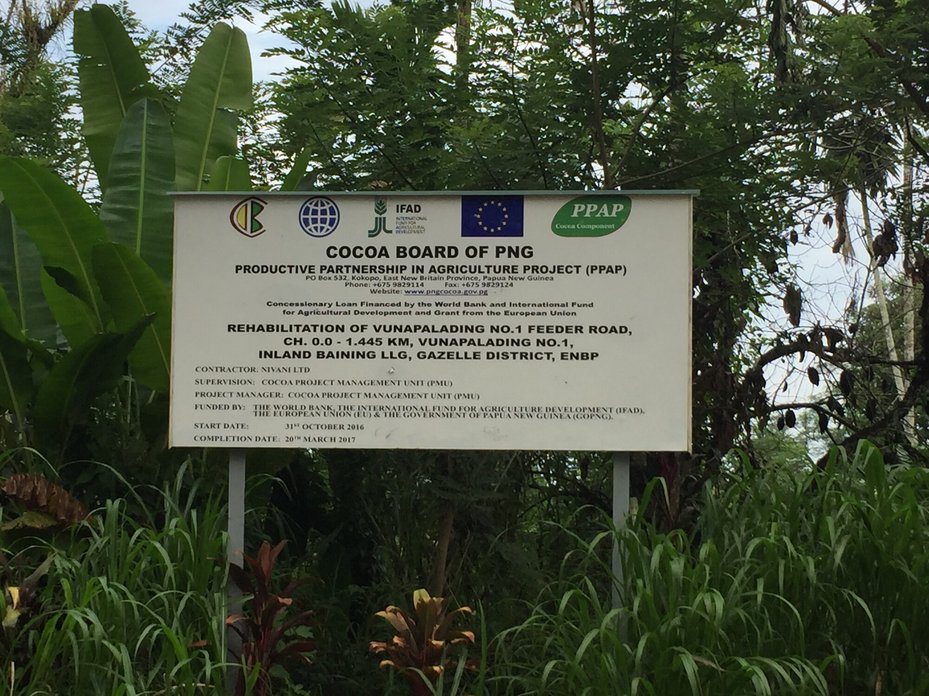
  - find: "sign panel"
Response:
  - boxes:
[170,192,693,451]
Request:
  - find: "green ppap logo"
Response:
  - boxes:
[551,195,631,237]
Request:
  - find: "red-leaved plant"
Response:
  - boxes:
[226,541,315,696]
[369,588,476,696]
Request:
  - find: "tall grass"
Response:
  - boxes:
[491,441,929,695]
[2,462,229,694]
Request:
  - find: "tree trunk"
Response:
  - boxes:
[454,0,472,92]
[901,153,916,441]
[584,0,613,188]
[860,188,914,446]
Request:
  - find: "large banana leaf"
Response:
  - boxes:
[43,266,94,309]
[0,284,21,339]
[174,23,252,191]
[0,287,32,432]
[73,4,154,188]
[93,243,171,393]
[0,200,57,344]
[0,157,107,335]
[39,270,98,347]
[0,331,31,434]
[0,262,54,362]
[100,99,175,285]
[33,317,151,453]
[206,156,253,191]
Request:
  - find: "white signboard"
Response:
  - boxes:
[170,192,692,451]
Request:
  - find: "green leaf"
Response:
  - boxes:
[100,99,175,285]
[92,243,171,392]
[174,23,252,191]
[73,5,154,187]
[43,266,95,308]
[39,270,97,347]
[0,282,54,370]
[0,284,21,339]
[33,317,152,451]
[0,157,107,334]
[279,148,314,191]
[206,156,253,191]
[0,323,32,431]
[0,201,58,344]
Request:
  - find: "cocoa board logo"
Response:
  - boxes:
[230,197,267,238]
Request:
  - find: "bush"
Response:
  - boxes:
[491,441,929,695]
[1,462,229,694]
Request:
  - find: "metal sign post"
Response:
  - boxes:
[612,451,630,610]
[225,450,246,692]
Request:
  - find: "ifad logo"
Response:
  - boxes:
[230,197,267,238]
[551,195,631,237]
[461,196,524,237]
[367,198,393,237]
[299,196,340,237]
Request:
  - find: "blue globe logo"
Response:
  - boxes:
[299,197,340,237]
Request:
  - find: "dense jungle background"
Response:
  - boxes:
[0,0,927,693]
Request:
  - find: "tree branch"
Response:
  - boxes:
[584,0,613,188]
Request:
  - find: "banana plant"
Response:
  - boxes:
[0,158,108,341]
[0,289,34,442]
[0,149,168,454]
[0,5,254,461]
[207,156,254,192]
[77,4,253,283]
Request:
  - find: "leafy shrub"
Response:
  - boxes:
[0,462,229,694]
[227,540,316,696]
[369,588,476,695]
[492,441,929,695]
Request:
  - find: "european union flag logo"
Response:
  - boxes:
[461,196,524,237]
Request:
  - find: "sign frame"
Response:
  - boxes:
[170,189,695,453]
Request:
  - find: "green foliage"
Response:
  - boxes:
[74,4,157,187]
[0,157,108,336]
[2,3,928,691]
[0,462,228,694]
[0,201,57,345]
[0,6,255,467]
[32,317,152,453]
[0,60,80,172]
[492,442,929,694]
[842,282,927,450]
[92,243,171,393]
[99,98,176,285]
[256,449,610,693]
[262,0,804,467]
[208,155,255,191]
[173,22,253,191]
[0,319,33,436]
